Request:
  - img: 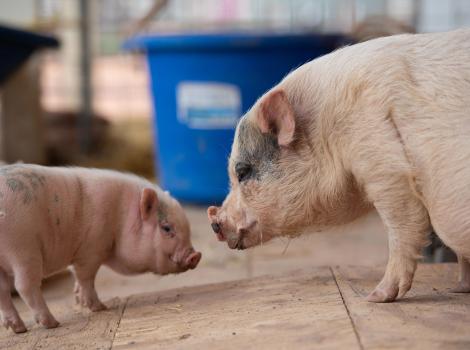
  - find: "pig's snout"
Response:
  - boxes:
[207,206,218,219]
[184,251,201,269]
[207,206,226,241]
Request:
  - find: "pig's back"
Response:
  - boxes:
[343,30,470,218]
[376,30,470,214]
[0,164,86,275]
[337,30,470,234]
[287,29,470,232]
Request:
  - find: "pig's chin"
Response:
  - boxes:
[153,264,186,275]
[226,232,268,250]
[153,256,183,275]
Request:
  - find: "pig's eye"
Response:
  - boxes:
[160,224,174,237]
[235,162,252,183]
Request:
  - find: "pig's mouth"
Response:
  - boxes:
[228,237,246,250]
[169,255,189,273]
[210,222,247,249]
[168,249,202,272]
[226,223,258,250]
[209,210,262,250]
[226,229,246,250]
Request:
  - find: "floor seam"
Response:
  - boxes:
[109,297,128,349]
[330,267,365,350]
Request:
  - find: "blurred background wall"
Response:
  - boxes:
[1,0,469,127]
[0,0,469,179]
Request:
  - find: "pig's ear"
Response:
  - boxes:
[140,188,158,221]
[256,89,295,146]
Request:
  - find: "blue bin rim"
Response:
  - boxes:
[123,31,349,52]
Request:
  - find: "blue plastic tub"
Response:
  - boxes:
[124,32,348,204]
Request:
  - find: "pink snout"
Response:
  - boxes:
[184,251,202,269]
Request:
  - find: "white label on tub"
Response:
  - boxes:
[177,82,241,129]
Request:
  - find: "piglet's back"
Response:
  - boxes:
[0,165,145,276]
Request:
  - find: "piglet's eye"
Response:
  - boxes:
[235,162,252,183]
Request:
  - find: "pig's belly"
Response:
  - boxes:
[40,230,78,277]
[413,135,470,256]
[42,256,73,277]
[0,213,77,277]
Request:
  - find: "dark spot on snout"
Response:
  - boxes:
[211,222,221,233]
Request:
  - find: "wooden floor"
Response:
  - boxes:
[2,263,470,350]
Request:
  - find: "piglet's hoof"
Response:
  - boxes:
[75,290,107,312]
[3,318,27,333]
[35,315,59,329]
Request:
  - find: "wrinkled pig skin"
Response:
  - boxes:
[208,29,470,303]
[0,164,201,333]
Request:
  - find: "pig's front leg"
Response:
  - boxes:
[365,177,430,303]
[14,266,59,328]
[72,263,107,312]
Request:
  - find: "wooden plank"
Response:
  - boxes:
[112,267,360,350]
[0,297,125,350]
[333,264,470,350]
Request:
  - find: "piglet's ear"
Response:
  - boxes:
[140,188,158,221]
[256,89,295,147]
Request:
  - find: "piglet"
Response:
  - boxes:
[0,164,201,333]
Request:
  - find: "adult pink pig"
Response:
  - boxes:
[208,29,470,304]
[0,164,201,333]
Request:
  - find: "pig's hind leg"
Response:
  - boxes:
[0,268,26,333]
[450,255,470,293]
[13,264,59,329]
[72,262,107,312]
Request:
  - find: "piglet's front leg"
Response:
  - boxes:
[72,264,107,312]
[365,176,430,303]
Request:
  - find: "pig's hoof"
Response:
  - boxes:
[76,294,107,311]
[366,285,399,303]
[35,315,60,329]
[449,283,470,293]
[3,319,27,333]
[12,323,27,333]
[43,319,60,329]
[89,301,107,312]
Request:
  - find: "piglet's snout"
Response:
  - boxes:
[184,251,202,269]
